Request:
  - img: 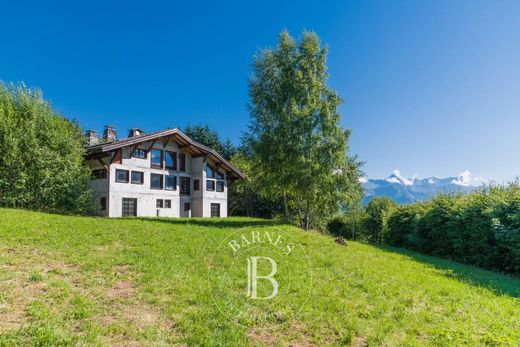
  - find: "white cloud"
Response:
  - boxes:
[451,171,487,187]
[359,177,368,183]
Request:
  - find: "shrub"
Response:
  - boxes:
[385,184,520,275]
[0,82,92,213]
[327,208,367,240]
[364,197,397,243]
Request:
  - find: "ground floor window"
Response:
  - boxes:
[210,203,220,217]
[165,199,172,208]
[122,198,137,217]
[184,202,190,212]
[156,199,164,208]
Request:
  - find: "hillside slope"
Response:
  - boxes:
[0,209,518,346]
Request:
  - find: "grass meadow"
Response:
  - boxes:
[0,208,518,346]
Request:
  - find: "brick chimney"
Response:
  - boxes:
[85,130,99,146]
[128,128,144,137]
[103,125,117,142]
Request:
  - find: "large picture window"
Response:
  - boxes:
[151,149,163,169]
[165,175,176,190]
[115,169,129,183]
[151,173,163,189]
[165,151,177,170]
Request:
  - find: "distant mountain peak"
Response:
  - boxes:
[362,169,486,205]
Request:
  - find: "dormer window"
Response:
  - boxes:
[133,148,146,159]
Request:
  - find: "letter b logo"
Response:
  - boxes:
[246,256,278,300]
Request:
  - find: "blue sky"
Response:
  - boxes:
[1,1,519,182]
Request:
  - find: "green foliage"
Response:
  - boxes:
[0,82,92,213]
[0,208,518,345]
[247,30,363,230]
[183,124,236,160]
[386,184,520,275]
[364,196,397,243]
[228,152,281,218]
[327,208,367,240]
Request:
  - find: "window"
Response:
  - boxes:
[133,148,146,159]
[211,203,220,217]
[206,180,215,191]
[179,153,186,172]
[131,171,144,184]
[180,177,190,195]
[151,173,163,189]
[122,198,137,217]
[91,169,107,180]
[156,199,164,208]
[115,169,129,183]
[205,165,215,178]
[165,151,177,170]
[100,197,106,211]
[216,181,225,192]
[165,175,176,190]
[151,149,163,169]
[184,202,190,211]
[165,200,171,208]
[215,171,224,180]
[194,179,200,191]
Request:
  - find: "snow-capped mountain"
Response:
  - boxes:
[362,170,485,204]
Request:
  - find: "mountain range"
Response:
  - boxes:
[362,170,485,204]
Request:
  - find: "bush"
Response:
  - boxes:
[327,209,368,240]
[385,184,520,275]
[0,82,92,213]
[364,197,397,243]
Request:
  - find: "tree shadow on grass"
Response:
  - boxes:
[374,244,520,298]
[134,217,284,229]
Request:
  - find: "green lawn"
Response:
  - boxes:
[0,209,518,346]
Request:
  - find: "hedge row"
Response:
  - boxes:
[386,185,520,275]
[328,184,520,275]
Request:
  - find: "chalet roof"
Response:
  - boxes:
[86,128,245,180]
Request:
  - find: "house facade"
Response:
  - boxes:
[85,126,244,218]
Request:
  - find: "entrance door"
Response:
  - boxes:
[210,203,220,217]
[122,198,137,217]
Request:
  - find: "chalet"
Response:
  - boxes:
[85,126,244,218]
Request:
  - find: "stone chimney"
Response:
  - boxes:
[85,130,99,146]
[128,128,144,137]
[103,125,117,142]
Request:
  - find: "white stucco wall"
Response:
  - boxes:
[87,139,232,218]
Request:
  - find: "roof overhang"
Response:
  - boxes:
[86,128,245,180]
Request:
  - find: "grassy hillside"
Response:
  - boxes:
[0,209,518,346]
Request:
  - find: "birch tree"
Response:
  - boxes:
[248,31,362,229]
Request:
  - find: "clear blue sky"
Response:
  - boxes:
[1,0,519,182]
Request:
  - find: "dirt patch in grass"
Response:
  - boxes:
[248,321,313,346]
[351,336,368,347]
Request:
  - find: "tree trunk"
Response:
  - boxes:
[304,199,310,230]
[282,190,290,222]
